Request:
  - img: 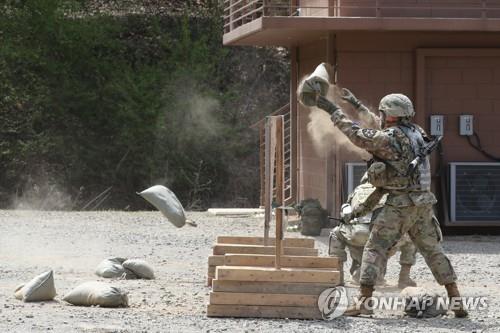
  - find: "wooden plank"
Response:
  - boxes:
[212,280,336,295]
[208,255,225,266]
[206,277,213,287]
[224,254,340,269]
[210,292,318,307]
[213,244,318,256]
[216,266,341,284]
[207,208,264,216]
[208,266,216,276]
[275,115,284,268]
[207,304,322,319]
[216,236,314,248]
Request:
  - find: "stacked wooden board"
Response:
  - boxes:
[206,236,343,319]
[206,236,317,286]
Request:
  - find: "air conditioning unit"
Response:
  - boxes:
[344,162,367,201]
[449,162,500,226]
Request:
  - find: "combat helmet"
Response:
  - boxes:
[378,94,415,117]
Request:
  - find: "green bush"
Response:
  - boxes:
[0,0,289,210]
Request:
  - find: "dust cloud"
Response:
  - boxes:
[184,94,221,137]
[306,106,371,160]
[163,78,223,140]
[11,175,75,211]
[302,83,372,160]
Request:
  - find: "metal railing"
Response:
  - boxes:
[224,0,500,33]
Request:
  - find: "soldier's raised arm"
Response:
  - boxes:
[340,88,381,129]
[316,95,399,160]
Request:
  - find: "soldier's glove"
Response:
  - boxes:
[340,88,362,109]
[316,95,340,115]
[303,79,323,94]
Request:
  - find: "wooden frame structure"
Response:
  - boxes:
[253,105,295,209]
[206,115,343,319]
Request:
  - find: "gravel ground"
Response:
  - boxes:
[0,210,499,333]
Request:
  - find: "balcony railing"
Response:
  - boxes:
[224,0,500,34]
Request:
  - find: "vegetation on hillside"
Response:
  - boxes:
[0,0,289,210]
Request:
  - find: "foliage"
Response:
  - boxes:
[0,0,289,210]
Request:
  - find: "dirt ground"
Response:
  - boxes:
[1,210,499,333]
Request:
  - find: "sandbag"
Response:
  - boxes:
[138,185,186,228]
[401,287,447,318]
[95,257,127,278]
[122,268,139,280]
[63,282,128,307]
[122,259,155,280]
[14,270,56,302]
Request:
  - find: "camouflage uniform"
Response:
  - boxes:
[319,97,456,287]
[312,86,465,317]
[330,182,417,283]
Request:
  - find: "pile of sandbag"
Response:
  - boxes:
[13,270,129,308]
[95,257,155,280]
[12,187,174,309]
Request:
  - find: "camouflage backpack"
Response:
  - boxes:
[296,199,328,236]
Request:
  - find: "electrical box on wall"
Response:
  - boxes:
[459,115,474,136]
[430,115,444,136]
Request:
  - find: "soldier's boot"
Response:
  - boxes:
[343,285,374,317]
[398,264,417,289]
[445,282,468,318]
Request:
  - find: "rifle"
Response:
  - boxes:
[328,216,344,223]
[408,135,443,175]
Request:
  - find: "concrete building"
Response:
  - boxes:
[225,0,500,227]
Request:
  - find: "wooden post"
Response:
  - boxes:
[290,47,298,205]
[264,117,276,246]
[259,123,265,207]
[264,117,271,245]
[326,33,336,216]
[275,116,284,269]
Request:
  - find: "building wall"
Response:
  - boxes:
[424,52,500,162]
[295,31,500,213]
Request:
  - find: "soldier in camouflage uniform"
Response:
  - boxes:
[329,175,418,288]
[314,89,467,317]
[336,89,419,288]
